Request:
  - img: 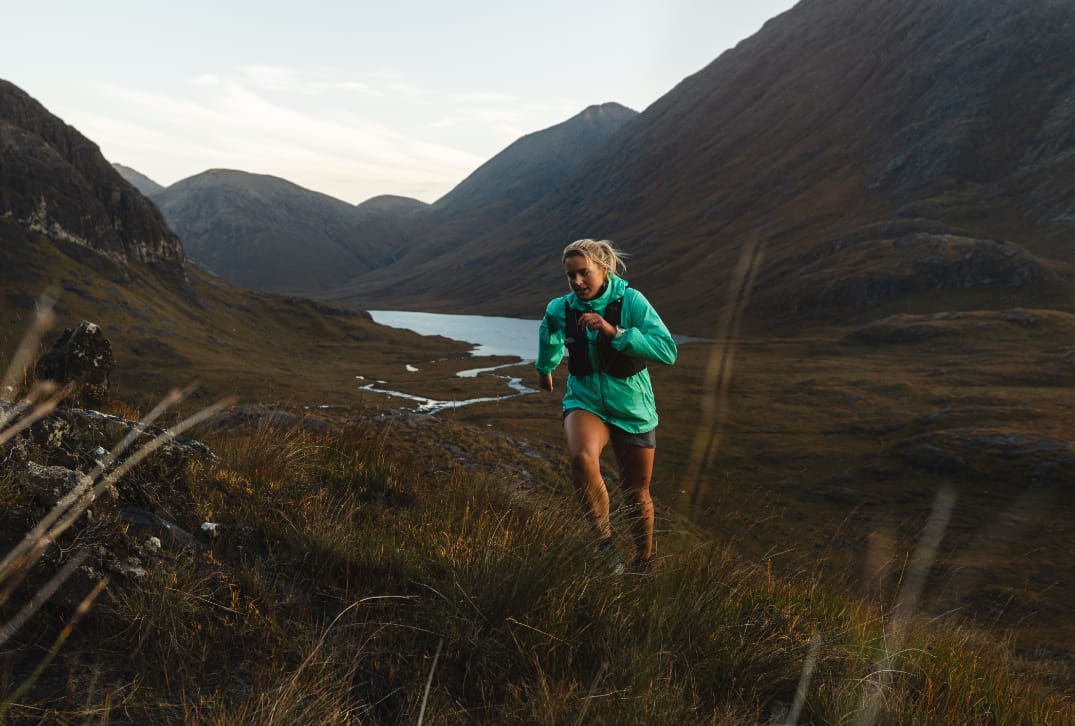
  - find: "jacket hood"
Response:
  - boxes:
[568,275,628,311]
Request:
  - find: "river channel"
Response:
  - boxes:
[365,310,540,414]
[365,310,703,414]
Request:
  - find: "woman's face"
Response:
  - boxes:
[564,253,607,300]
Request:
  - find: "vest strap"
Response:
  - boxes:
[564,296,647,379]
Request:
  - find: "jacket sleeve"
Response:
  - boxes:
[535,298,566,374]
[611,288,678,365]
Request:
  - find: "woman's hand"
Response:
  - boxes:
[577,312,616,337]
[538,372,554,392]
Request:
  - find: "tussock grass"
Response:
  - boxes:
[2,310,1072,722]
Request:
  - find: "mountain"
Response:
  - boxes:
[0,79,468,405]
[0,80,185,276]
[113,163,165,196]
[355,194,429,216]
[321,0,1075,331]
[156,103,636,295]
[432,102,638,223]
[150,170,427,291]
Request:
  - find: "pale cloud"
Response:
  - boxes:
[492,123,529,141]
[76,113,223,159]
[310,80,374,95]
[3,1,797,202]
[236,64,304,91]
[80,65,589,202]
[427,117,460,129]
[86,70,500,203]
[455,91,519,104]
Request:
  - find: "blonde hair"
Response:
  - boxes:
[561,238,627,276]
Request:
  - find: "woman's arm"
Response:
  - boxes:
[610,288,678,365]
[535,299,567,374]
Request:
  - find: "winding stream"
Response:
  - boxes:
[364,311,541,414]
[363,310,704,414]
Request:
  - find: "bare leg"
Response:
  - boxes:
[612,440,656,566]
[563,410,612,538]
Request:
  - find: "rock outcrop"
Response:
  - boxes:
[34,320,115,408]
[1,393,218,593]
[776,229,1063,316]
[893,427,1075,487]
[0,79,185,274]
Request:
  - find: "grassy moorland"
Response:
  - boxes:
[2,297,1074,723]
[2,399,1072,723]
[451,317,1075,697]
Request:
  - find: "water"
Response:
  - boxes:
[368,310,705,361]
[364,310,704,414]
[368,310,540,361]
[365,311,541,413]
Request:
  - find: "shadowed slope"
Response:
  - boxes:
[0,80,184,274]
[324,0,1075,331]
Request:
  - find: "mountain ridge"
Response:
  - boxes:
[150,169,409,291]
[113,163,165,197]
[318,0,1075,330]
[149,101,639,294]
[11,0,1075,335]
[0,80,185,275]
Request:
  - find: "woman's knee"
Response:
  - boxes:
[570,449,602,477]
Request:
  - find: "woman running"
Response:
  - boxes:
[536,238,678,572]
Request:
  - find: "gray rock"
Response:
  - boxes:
[118,506,200,550]
[34,320,114,408]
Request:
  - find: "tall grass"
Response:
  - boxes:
[2,312,1072,723]
[5,410,1073,722]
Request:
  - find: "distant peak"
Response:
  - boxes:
[356,194,429,212]
[583,102,637,115]
[578,102,638,122]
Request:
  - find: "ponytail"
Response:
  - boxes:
[561,238,627,276]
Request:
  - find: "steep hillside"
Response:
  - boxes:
[159,104,634,295]
[113,163,165,196]
[0,80,185,275]
[0,81,471,407]
[322,0,1075,331]
[151,170,426,292]
[431,102,638,223]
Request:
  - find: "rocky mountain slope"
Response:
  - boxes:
[432,102,638,224]
[12,0,1075,334]
[150,103,636,294]
[150,170,424,291]
[0,79,470,407]
[321,0,1075,331]
[0,80,185,275]
[113,163,165,197]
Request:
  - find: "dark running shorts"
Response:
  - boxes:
[563,409,657,449]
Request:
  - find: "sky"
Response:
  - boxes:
[3,0,798,205]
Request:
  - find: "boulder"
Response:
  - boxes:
[16,460,117,509]
[34,320,114,408]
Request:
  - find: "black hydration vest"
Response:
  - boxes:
[564,297,648,379]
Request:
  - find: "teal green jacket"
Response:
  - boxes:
[536,275,678,433]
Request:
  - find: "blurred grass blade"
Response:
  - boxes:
[0,381,68,448]
[685,235,765,506]
[0,574,108,721]
[0,550,89,648]
[416,638,443,726]
[0,293,56,427]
